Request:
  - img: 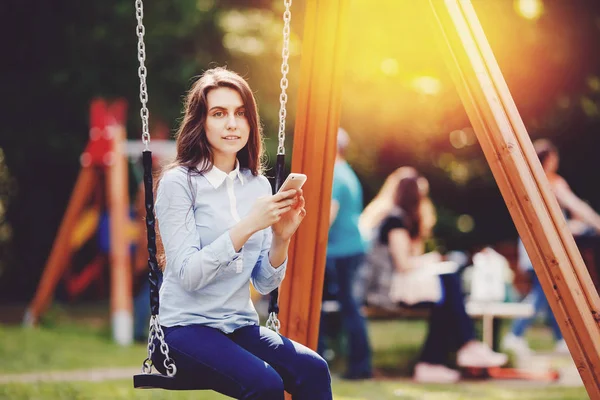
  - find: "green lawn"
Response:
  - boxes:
[0,305,589,399]
[0,318,558,375]
[0,379,589,400]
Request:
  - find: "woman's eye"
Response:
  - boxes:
[213,111,224,117]
[236,111,246,117]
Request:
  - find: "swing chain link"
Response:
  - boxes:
[143,316,178,377]
[155,321,177,377]
[277,0,292,156]
[141,317,156,374]
[136,0,151,149]
[266,311,281,334]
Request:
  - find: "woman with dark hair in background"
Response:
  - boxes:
[367,171,508,383]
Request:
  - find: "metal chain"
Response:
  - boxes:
[268,0,292,334]
[155,319,177,377]
[277,0,292,156]
[266,311,281,334]
[135,0,151,149]
[142,316,178,376]
[141,317,156,373]
[135,2,177,377]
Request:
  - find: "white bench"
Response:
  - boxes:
[323,299,535,349]
[465,301,535,347]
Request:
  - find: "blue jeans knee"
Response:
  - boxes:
[291,352,332,399]
[243,368,284,400]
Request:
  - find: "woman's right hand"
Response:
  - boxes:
[243,189,299,233]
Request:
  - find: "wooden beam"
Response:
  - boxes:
[106,114,134,346]
[278,0,350,350]
[429,1,600,396]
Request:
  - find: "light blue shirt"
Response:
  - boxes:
[155,163,287,333]
[327,160,366,257]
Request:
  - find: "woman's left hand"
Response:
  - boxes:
[272,190,307,241]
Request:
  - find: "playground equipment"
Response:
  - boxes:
[291,0,600,396]
[132,0,600,398]
[132,0,600,397]
[23,99,134,345]
[430,1,600,394]
[22,99,175,345]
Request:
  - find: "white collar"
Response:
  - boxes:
[202,160,245,188]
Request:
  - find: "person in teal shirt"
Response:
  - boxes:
[318,128,372,380]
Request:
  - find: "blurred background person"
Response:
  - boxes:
[533,139,600,236]
[503,138,600,355]
[366,170,507,383]
[360,167,419,244]
[503,240,567,355]
[318,128,372,380]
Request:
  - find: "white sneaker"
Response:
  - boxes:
[502,333,532,356]
[413,362,460,384]
[457,341,508,368]
[554,339,570,355]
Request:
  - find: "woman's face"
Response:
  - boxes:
[204,87,250,161]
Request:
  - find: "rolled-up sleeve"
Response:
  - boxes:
[250,227,287,295]
[156,171,241,292]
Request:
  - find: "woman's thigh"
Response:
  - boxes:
[230,325,332,399]
[152,324,284,399]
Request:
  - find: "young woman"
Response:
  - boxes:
[359,166,436,246]
[366,171,508,383]
[151,67,332,400]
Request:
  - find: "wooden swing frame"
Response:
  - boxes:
[282,1,600,398]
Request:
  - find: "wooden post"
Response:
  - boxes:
[106,102,134,346]
[429,1,600,396]
[278,0,350,350]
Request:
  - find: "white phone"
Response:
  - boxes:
[277,173,307,194]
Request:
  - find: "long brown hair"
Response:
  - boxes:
[156,68,265,269]
[168,67,264,175]
[359,166,418,233]
[394,176,422,239]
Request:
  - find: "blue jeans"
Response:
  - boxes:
[318,253,372,378]
[152,324,332,400]
[419,273,475,365]
[512,271,563,340]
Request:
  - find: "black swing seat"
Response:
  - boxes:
[133,373,210,391]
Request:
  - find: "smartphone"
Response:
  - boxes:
[277,173,307,194]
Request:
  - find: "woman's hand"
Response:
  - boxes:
[242,189,300,234]
[230,189,305,252]
[272,189,307,241]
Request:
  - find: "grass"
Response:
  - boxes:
[0,379,589,400]
[0,304,589,399]
[0,323,146,374]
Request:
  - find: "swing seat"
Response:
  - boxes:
[133,373,210,390]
